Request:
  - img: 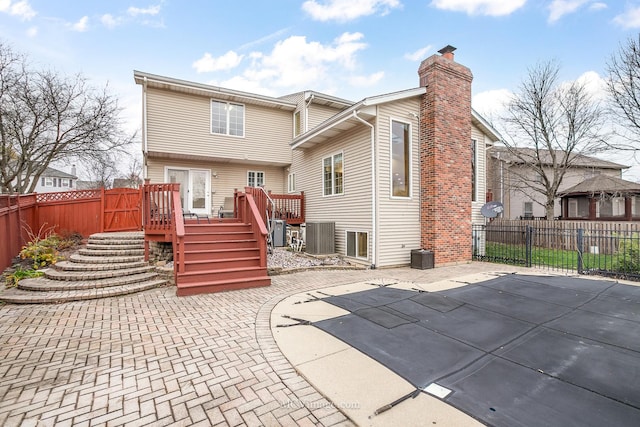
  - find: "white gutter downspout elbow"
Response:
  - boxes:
[352,110,377,269]
[142,76,149,179]
[304,94,314,133]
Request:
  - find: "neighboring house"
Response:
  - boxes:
[559,175,640,221]
[33,166,78,193]
[76,180,102,190]
[134,45,501,268]
[113,177,143,188]
[487,147,627,219]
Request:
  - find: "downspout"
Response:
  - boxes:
[352,110,377,269]
[304,93,314,133]
[142,76,149,179]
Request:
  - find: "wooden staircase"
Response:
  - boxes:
[175,220,271,296]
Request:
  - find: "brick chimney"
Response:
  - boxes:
[418,45,473,265]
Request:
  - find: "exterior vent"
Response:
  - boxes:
[305,222,335,254]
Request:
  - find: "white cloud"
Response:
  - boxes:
[214,76,278,97]
[472,88,512,121]
[26,25,36,37]
[548,0,590,23]
[127,4,161,17]
[302,0,401,22]
[613,6,640,29]
[71,16,89,32]
[430,0,525,16]
[589,2,607,11]
[0,0,36,20]
[404,45,432,61]
[349,71,384,87]
[574,70,607,101]
[212,32,371,95]
[101,14,120,29]
[193,51,244,73]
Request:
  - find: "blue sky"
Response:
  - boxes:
[2,0,640,176]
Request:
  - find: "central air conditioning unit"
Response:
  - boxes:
[305,222,335,255]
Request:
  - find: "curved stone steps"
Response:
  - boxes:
[55,260,148,272]
[0,279,166,304]
[86,243,144,250]
[69,254,144,264]
[0,230,167,304]
[77,248,145,257]
[19,272,160,291]
[45,265,155,281]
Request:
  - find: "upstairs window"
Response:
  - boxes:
[247,171,264,187]
[523,201,533,218]
[294,111,302,137]
[471,139,477,201]
[211,100,244,137]
[391,120,410,197]
[323,153,343,196]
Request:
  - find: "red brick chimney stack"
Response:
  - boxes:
[439,45,456,61]
[418,45,473,265]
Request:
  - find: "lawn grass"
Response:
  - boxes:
[479,242,617,271]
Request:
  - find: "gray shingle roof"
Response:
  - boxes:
[489,147,627,170]
[559,175,640,196]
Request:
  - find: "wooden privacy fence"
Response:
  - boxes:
[486,219,640,254]
[0,194,37,272]
[0,188,143,272]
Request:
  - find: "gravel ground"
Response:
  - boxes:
[267,247,357,269]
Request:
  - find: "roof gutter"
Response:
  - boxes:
[352,110,377,269]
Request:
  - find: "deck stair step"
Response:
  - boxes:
[0,231,166,304]
[176,221,270,295]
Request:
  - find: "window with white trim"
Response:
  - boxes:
[293,111,301,137]
[211,100,244,136]
[471,139,477,201]
[346,231,368,259]
[323,152,343,196]
[61,178,69,187]
[597,197,625,217]
[391,120,410,197]
[523,201,533,218]
[45,177,53,187]
[288,173,296,193]
[247,171,264,187]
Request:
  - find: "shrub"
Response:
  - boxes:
[4,267,44,288]
[615,233,640,273]
[19,224,62,269]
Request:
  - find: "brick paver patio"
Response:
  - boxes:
[0,263,524,426]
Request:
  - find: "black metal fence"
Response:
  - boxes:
[472,222,640,281]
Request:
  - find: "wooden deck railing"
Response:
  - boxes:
[244,187,305,225]
[142,182,184,285]
[236,192,268,268]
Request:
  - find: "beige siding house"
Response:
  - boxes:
[134,46,502,268]
[487,147,627,219]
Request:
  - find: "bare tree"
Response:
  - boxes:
[0,41,134,193]
[606,35,640,148]
[500,60,609,219]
